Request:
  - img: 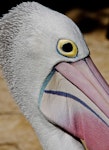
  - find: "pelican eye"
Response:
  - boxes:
[62,43,73,52]
[57,39,78,58]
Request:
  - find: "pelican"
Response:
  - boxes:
[0,2,109,150]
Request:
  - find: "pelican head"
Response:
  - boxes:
[0,2,109,150]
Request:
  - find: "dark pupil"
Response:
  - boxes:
[62,43,73,52]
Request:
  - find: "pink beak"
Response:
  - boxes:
[39,56,109,150]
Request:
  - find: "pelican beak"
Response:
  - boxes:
[39,56,109,150]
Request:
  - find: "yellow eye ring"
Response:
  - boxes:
[57,39,78,58]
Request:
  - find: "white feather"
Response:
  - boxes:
[0,2,89,149]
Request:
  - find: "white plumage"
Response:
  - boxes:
[1,2,108,150]
[0,2,88,149]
